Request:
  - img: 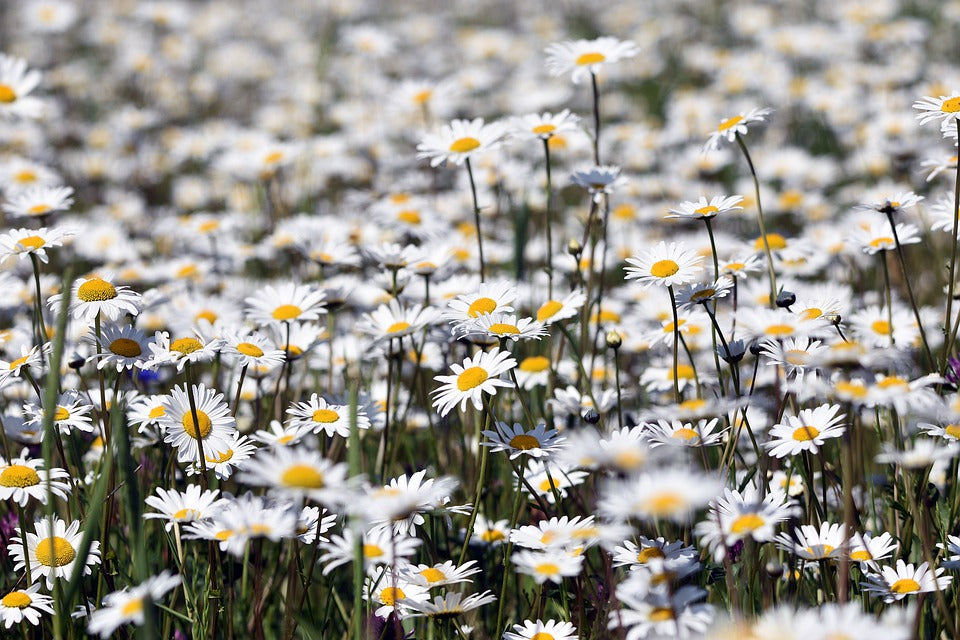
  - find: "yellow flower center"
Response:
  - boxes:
[386,321,411,334]
[206,449,234,463]
[650,259,680,278]
[397,210,421,224]
[412,89,432,104]
[121,597,145,617]
[312,409,339,423]
[480,529,505,542]
[755,233,787,250]
[449,137,481,153]
[457,366,488,391]
[890,578,920,593]
[13,170,36,183]
[272,304,302,321]
[680,398,706,410]
[868,236,894,248]
[532,124,557,135]
[730,513,765,534]
[519,356,550,372]
[690,289,716,303]
[0,464,40,488]
[363,544,384,558]
[673,364,695,380]
[649,607,675,621]
[18,235,45,250]
[54,406,70,421]
[263,151,285,165]
[509,434,541,450]
[8,355,29,370]
[419,567,446,583]
[644,493,684,515]
[877,376,908,390]
[1,591,32,608]
[148,406,165,420]
[536,300,563,321]
[77,278,118,302]
[575,52,606,65]
[489,323,520,335]
[945,424,960,439]
[236,342,264,358]
[379,587,405,606]
[694,205,719,216]
[871,320,891,335]
[539,478,557,492]
[764,324,795,336]
[637,547,666,563]
[170,337,202,355]
[792,426,820,441]
[35,536,76,567]
[214,530,234,541]
[535,562,560,576]
[27,204,51,215]
[671,427,699,441]
[109,338,142,357]
[784,349,808,366]
[181,410,212,440]
[280,464,325,489]
[0,84,17,103]
[531,634,555,640]
[196,310,218,324]
[850,549,872,562]
[467,297,497,317]
[718,115,744,131]
[172,508,198,520]
[941,96,960,113]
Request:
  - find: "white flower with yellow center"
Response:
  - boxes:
[695,486,796,561]
[158,383,236,463]
[703,107,773,151]
[365,568,429,619]
[244,282,326,327]
[432,347,516,416]
[510,109,581,141]
[399,590,497,619]
[0,449,70,506]
[610,538,698,571]
[775,522,848,561]
[766,403,845,458]
[504,619,578,640]
[3,184,73,219]
[183,492,298,557]
[319,527,421,576]
[402,560,481,588]
[667,195,743,221]
[48,274,141,323]
[87,572,181,638]
[187,432,258,481]
[848,532,898,569]
[87,323,152,371]
[849,219,920,255]
[512,549,583,584]
[482,421,564,460]
[10,517,101,589]
[221,331,286,370]
[444,279,518,322]
[359,299,437,344]
[848,303,918,348]
[0,584,54,628]
[286,393,370,438]
[24,390,95,437]
[862,559,951,603]
[456,312,547,343]
[514,355,551,389]
[544,37,640,84]
[0,226,71,263]
[242,446,348,507]
[643,418,724,449]
[674,277,734,310]
[0,343,46,386]
[625,241,704,289]
[524,460,589,505]
[599,469,721,523]
[914,91,960,125]
[144,485,228,531]
[416,117,505,167]
[144,331,224,371]
[533,289,586,325]
[0,54,43,119]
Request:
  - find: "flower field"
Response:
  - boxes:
[2,0,960,638]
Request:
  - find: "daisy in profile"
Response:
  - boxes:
[364,470,462,536]
[849,532,899,568]
[667,195,743,221]
[432,347,516,416]
[319,527,421,576]
[471,514,509,546]
[642,418,724,448]
[365,568,429,619]
[403,560,481,588]
[505,619,577,640]
[695,487,795,561]
[599,469,721,523]
[526,460,589,504]
[188,433,258,480]
[445,280,517,321]
[87,572,181,638]
[855,191,923,217]
[456,312,547,343]
[416,117,505,167]
[0,449,70,505]
[144,331,224,371]
[703,107,773,151]
[0,584,54,629]
[0,226,71,263]
[849,219,920,254]
[571,165,627,202]
[87,323,152,371]
[512,549,583,584]
[510,110,581,141]
[49,274,141,323]
[0,54,43,119]
[253,420,312,448]
[0,344,47,386]
[286,394,370,438]
[144,485,227,531]
[245,282,326,326]
[913,91,960,125]
[185,492,298,557]
[359,299,437,344]
[776,522,848,562]
[514,355,551,389]
[400,590,496,619]
[624,241,704,289]
[22,391,94,437]
[862,560,952,603]
[765,403,845,458]
[3,185,73,219]
[241,446,348,507]
[221,331,286,371]
[610,537,698,571]
[158,383,236,463]
[534,289,586,324]
[544,36,640,84]
[674,277,733,309]
[482,422,565,460]
[10,517,101,589]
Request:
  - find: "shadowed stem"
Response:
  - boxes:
[735,133,777,307]
[885,212,934,367]
[590,71,601,165]
[543,137,554,299]
[945,121,960,367]
[667,285,681,403]
[465,157,486,281]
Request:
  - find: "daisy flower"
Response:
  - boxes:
[86,323,152,371]
[0,344,46,386]
[10,517,101,589]
[533,289,586,324]
[674,277,734,309]
[512,550,583,584]
[319,527,421,576]
[0,226,71,263]
[571,165,627,202]
[599,469,721,523]
[544,37,640,84]
[432,347,516,416]
[514,355,551,389]
[402,560,481,588]
[286,394,369,438]
[504,619,577,640]
[610,537,698,571]
[855,191,923,217]
[400,590,496,619]
[510,110,581,141]
[765,403,845,458]
[862,560,952,603]
[188,433,257,481]
[0,584,54,629]
[144,485,227,531]
[364,470,462,536]
[703,107,773,151]
[848,304,918,347]
[875,439,959,469]
[456,312,547,342]
[445,280,517,321]
[358,299,437,343]
[850,220,920,254]
[416,117,505,167]
[849,532,899,568]
[667,195,743,220]
[144,331,224,371]
[158,383,236,463]
[252,420,312,448]
[0,449,70,506]
[510,515,595,552]
[184,492,298,556]
[3,185,73,219]
[366,569,429,619]
[22,391,95,437]
[695,487,795,561]
[611,584,714,640]
[482,422,565,459]
[244,282,326,326]
[776,522,848,561]
[913,91,960,125]
[241,446,348,507]
[221,331,286,370]
[525,460,589,504]
[642,418,724,448]
[0,54,43,119]
[49,274,141,323]
[87,572,181,638]
[624,241,704,289]
[296,506,337,545]
[471,514,509,546]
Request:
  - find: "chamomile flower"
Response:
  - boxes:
[416,117,505,167]
[10,517,101,589]
[471,514,509,547]
[0,54,43,119]
[667,195,743,220]
[533,289,586,324]
[482,422,565,459]
[241,446,348,507]
[400,590,496,619]
[765,403,845,458]
[862,560,952,603]
[366,569,429,619]
[144,331,223,371]
[221,331,286,370]
[87,572,181,638]
[544,37,640,84]
[4,185,73,219]
[158,383,236,463]
[144,485,227,531]
[365,470,462,536]
[286,394,369,438]
[695,487,795,561]
[445,280,517,321]
[849,532,899,568]
[703,107,773,151]
[510,110,581,141]
[319,527,421,575]
[0,226,71,263]
[610,537,698,571]
[525,460,588,504]
[0,344,46,386]
[0,584,54,629]
[359,299,437,343]
[514,355,552,389]
[504,619,578,640]
[571,165,627,202]
[187,433,257,480]
[184,492,298,556]
[913,91,960,125]
[512,549,583,584]
[245,282,327,326]
[49,274,141,323]
[432,347,516,416]
[87,323,152,371]
[674,277,734,309]
[776,522,848,561]
[457,312,547,342]
[403,560,481,588]
[856,191,923,216]
[600,469,721,523]
[642,418,724,448]
[0,449,70,506]
[253,420,312,447]
[624,241,704,289]
[24,391,95,437]
[850,220,920,254]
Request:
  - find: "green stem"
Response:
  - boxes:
[465,157,486,281]
[735,133,777,307]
